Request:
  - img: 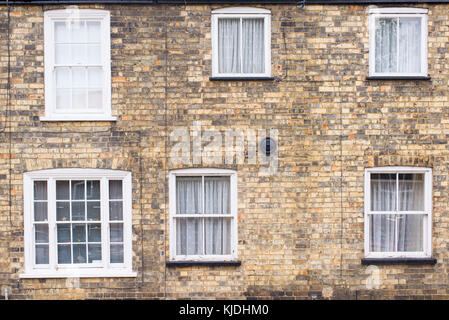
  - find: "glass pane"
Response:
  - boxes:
[369,214,396,252]
[56,181,70,200]
[110,223,123,242]
[88,244,102,263]
[109,201,123,221]
[87,44,101,65]
[55,67,70,88]
[218,18,241,73]
[72,224,86,242]
[398,214,424,252]
[35,224,49,243]
[72,202,85,221]
[375,18,398,73]
[242,18,265,73]
[56,201,70,221]
[73,244,87,264]
[87,21,101,43]
[70,21,86,43]
[72,89,87,109]
[176,218,203,255]
[72,67,86,88]
[35,245,49,264]
[72,44,87,64]
[86,180,100,200]
[204,176,230,214]
[398,17,421,73]
[71,180,85,200]
[55,21,69,43]
[34,181,47,200]
[370,173,396,211]
[88,67,103,87]
[58,244,71,264]
[399,173,424,211]
[176,177,202,214]
[56,89,71,110]
[57,224,71,243]
[88,89,102,109]
[87,201,101,221]
[34,202,47,222]
[205,217,231,255]
[55,44,70,64]
[109,180,123,199]
[88,224,101,242]
[110,244,124,263]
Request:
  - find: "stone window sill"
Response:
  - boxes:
[366,76,431,81]
[361,258,436,265]
[166,261,241,267]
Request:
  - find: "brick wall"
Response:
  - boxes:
[0,2,448,299]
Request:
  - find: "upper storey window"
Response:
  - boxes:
[369,8,428,78]
[43,9,115,121]
[211,7,271,78]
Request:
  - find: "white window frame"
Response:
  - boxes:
[169,168,238,262]
[369,7,428,77]
[43,9,116,121]
[21,169,135,278]
[211,7,271,78]
[364,167,432,259]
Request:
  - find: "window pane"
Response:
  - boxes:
[55,67,70,88]
[87,201,101,221]
[398,17,421,73]
[55,44,70,64]
[88,223,101,242]
[88,244,102,263]
[176,177,202,214]
[398,214,424,252]
[205,217,231,255]
[72,202,85,221]
[204,176,230,214]
[72,89,87,109]
[56,181,70,200]
[72,224,86,243]
[88,45,101,65]
[34,202,47,222]
[58,244,71,264]
[109,201,123,221]
[110,223,123,242]
[57,224,71,243]
[70,21,86,43]
[35,224,49,243]
[56,89,71,110]
[369,214,396,252]
[88,67,103,87]
[88,89,103,109]
[57,201,70,221]
[375,18,398,73]
[73,244,87,263]
[34,181,47,200]
[72,44,87,65]
[176,218,203,255]
[110,244,124,263]
[109,180,123,199]
[87,180,100,200]
[72,67,86,88]
[370,173,396,211]
[55,21,69,43]
[399,173,424,211]
[242,18,265,73]
[71,180,85,200]
[35,245,49,264]
[87,21,101,43]
[218,18,240,73]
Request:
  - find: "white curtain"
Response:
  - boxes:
[242,18,265,74]
[370,174,424,252]
[375,17,421,73]
[218,19,240,73]
[176,177,231,255]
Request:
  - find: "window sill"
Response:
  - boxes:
[366,76,431,81]
[40,115,117,122]
[166,260,241,267]
[19,270,137,278]
[361,258,437,265]
[210,77,275,81]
